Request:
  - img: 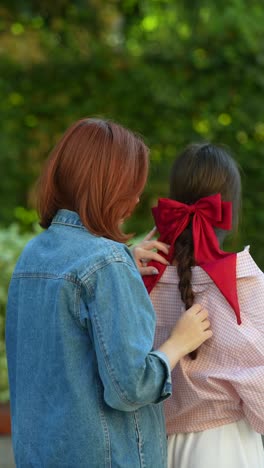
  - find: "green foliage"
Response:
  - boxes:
[0,0,263,263]
[14,207,39,232]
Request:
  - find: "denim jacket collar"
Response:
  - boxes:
[52,209,85,228]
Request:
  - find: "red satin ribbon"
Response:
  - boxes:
[143,194,241,324]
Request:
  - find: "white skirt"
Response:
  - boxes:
[168,420,264,468]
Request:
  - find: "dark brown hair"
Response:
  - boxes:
[170,143,241,358]
[37,118,149,243]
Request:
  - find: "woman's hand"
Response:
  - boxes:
[158,304,212,370]
[131,227,170,276]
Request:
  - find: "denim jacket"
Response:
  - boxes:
[6,210,172,468]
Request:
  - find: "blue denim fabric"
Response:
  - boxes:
[6,209,172,468]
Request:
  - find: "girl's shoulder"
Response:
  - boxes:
[236,246,264,279]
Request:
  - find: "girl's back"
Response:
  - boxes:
[145,142,264,467]
[152,247,264,436]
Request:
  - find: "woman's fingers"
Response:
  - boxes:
[142,228,170,254]
[186,305,211,331]
[148,241,170,255]
[138,266,159,276]
[168,304,213,359]
[143,227,157,241]
[131,229,170,275]
[202,319,211,330]
[194,306,209,321]
[192,307,211,332]
[140,250,169,265]
[188,303,203,314]
[137,241,170,256]
[204,329,213,339]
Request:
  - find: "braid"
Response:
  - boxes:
[174,221,197,359]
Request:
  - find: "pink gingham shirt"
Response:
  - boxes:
[151,247,264,435]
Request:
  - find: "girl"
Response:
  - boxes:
[5,120,212,468]
[144,143,264,468]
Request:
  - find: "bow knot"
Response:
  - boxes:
[154,194,232,262]
[188,205,196,214]
[143,194,241,325]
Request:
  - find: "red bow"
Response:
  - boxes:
[143,194,241,324]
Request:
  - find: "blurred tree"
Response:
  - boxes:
[0,0,264,265]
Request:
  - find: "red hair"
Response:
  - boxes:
[37,118,149,242]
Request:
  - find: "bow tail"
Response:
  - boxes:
[202,254,241,325]
[193,218,241,324]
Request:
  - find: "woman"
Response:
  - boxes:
[144,143,264,468]
[5,120,212,467]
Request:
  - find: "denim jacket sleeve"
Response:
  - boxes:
[82,258,172,412]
